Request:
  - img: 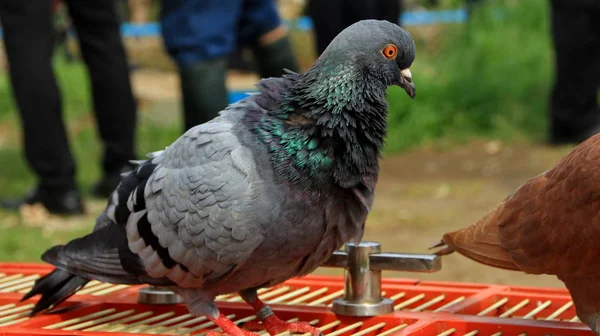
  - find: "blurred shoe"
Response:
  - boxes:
[0,187,84,215]
[90,163,136,198]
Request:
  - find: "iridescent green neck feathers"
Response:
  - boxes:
[244,63,389,189]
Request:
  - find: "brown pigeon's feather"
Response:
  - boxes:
[434,133,600,335]
[498,134,600,277]
[436,204,518,271]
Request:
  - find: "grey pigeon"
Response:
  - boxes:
[21,19,416,336]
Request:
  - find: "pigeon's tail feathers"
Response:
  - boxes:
[22,223,174,316]
[40,239,137,285]
[20,228,133,315]
[21,268,89,316]
[434,205,519,272]
[41,222,172,286]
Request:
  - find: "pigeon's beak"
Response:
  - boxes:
[399,68,416,99]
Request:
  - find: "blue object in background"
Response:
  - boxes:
[292,9,467,30]
[401,8,467,25]
[0,8,469,104]
[116,9,468,37]
[0,8,469,39]
[120,22,161,38]
[228,91,253,104]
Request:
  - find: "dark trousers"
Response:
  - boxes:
[0,0,137,191]
[307,0,402,55]
[549,0,600,142]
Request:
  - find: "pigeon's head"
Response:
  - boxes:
[317,19,417,98]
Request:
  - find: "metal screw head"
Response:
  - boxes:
[137,286,184,305]
[345,241,382,253]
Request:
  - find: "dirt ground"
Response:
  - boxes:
[320,141,572,288]
[128,69,574,290]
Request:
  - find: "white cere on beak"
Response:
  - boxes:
[401,68,412,81]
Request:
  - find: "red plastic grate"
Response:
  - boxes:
[0,262,592,336]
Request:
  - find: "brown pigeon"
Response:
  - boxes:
[433,133,600,335]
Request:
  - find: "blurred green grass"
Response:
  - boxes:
[385,0,552,152]
[0,0,554,262]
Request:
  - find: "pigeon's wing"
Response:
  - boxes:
[436,202,520,271]
[125,119,269,287]
[437,135,600,277]
[496,135,600,277]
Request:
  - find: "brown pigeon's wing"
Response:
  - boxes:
[438,134,600,277]
[439,203,519,271]
[498,135,600,277]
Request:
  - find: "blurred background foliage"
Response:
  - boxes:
[0,0,558,270]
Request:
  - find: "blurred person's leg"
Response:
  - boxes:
[343,0,379,26]
[239,0,299,78]
[548,0,600,145]
[307,0,345,55]
[160,0,241,132]
[65,0,138,198]
[309,0,386,56]
[180,58,229,131]
[378,0,402,25]
[228,48,255,73]
[0,1,84,214]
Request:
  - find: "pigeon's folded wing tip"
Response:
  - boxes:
[429,239,455,256]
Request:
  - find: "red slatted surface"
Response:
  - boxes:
[0,262,592,335]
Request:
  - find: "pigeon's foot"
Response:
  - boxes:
[206,331,258,336]
[241,315,322,336]
[239,289,323,336]
[208,313,261,336]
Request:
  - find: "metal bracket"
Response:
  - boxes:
[324,241,442,317]
[136,241,442,316]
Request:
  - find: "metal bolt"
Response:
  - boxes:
[327,241,441,317]
[136,240,442,316]
[331,242,394,316]
[138,286,184,305]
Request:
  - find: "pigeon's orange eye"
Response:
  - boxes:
[382,44,398,60]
